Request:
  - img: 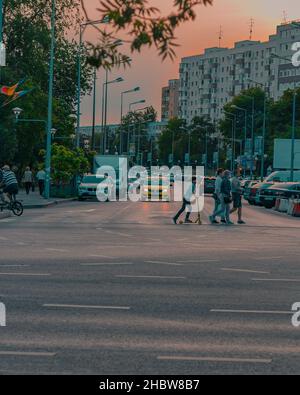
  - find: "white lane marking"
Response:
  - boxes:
[81,262,133,266]
[116,275,186,280]
[104,230,133,238]
[177,259,220,263]
[0,272,50,277]
[0,219,16,223]
[0,265,30,268]
[252,278,300,283]
[0,237,8,241]
[88,254,117,259]
[46,248,69,253]
[211,309,292,315]
[253,257,283,261]
[157,356,272,364]
[221,268,270,275]
[43,304,130,310]
[0,351,56,357]
[146,261,183,267]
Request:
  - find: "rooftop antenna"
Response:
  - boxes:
[218,25,223,48]
[249,18,254,40]
[282,10,288,24]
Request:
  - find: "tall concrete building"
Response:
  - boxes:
[178,22,300,124]
[161,79,180,121]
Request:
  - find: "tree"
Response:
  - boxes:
[158,116,216,166]
[43,144,90,184]
[112,106,157,163]
[80,0,214,66]
[0,0,93,170]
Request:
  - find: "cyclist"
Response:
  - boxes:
[0,165,19,202]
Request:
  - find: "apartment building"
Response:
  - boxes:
[178,22,300,124]
[161,79,180,121]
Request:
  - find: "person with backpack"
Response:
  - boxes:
[220,170,234,225]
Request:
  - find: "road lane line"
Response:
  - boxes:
[221,268,270,275]
[177,259,220,263]
[252,278,300,283]
[0,351,56,357]
[81,262,133,266]
[253,257,283,261]
[46,248,70,253]
[146,261,183,267]
[0,272,50,277]
[88,255,117,259]
[115,275,186,280]
[0,265,30,268]
[157,356,272,364]
[211,309,292,315]
[43,304,130,310]
[103,230,133,238]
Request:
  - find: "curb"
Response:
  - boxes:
[0,212,12,220]
[22,198,76,210]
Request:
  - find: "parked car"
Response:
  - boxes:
[78,174,118,201]
[204,177,216,194]
[243,180,259,201]
[246,182,274,206]
[259,183,300,209]
[78,175,103,200]
[265,170,300,183]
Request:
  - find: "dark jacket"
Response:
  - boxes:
[221,178,231,197]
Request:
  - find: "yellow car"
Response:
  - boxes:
[142,177,171,202]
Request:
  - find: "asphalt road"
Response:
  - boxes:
[0,197,300,375]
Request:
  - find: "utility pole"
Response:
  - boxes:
[91,68,97,151]
[45,0,56,199]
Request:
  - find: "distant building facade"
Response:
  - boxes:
[161,79,180,121]
[177,22,300,124]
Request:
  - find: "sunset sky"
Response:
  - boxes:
[81,0,300,126]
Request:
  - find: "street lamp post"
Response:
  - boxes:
[91,68,97,151]
[231,105,248,177]
[13,108,55,196]
[0,0,3,44]
[223,111,237,172]
[120,87,140,154]
[271,53,299,181]
[247,78,269,181]
[76,18,110,150]
[45,0,56,199]
[102,76,124,154]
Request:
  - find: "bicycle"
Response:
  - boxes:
[0,189,24,217]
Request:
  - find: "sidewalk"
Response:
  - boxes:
[0,212,11,220]
[17,190,76,209]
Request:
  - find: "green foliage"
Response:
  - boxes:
[48,144,90,184]
[0,0,93,171]
[158,116,217,166]
[81,0,213,65]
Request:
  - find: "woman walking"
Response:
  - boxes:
[23,167,33,195]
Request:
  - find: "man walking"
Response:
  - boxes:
[220,170,234,225]
[23,167,33,195]
[36,168,46,196]
[209,168,225,224]
[230,172,246,224]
